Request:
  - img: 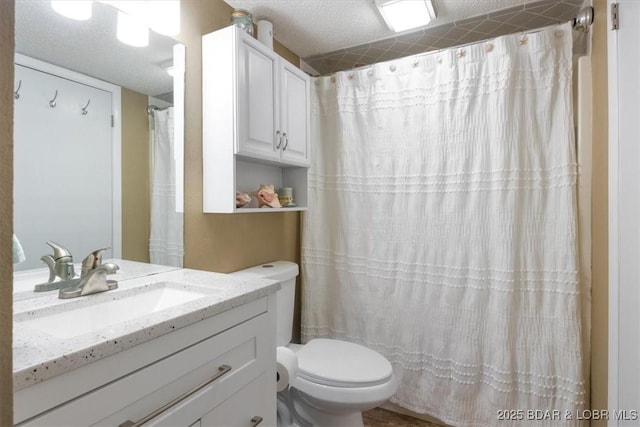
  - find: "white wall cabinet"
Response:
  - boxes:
[15,297,277,427]
[203,26,310,213]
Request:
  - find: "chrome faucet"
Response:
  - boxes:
[80,247,109,277]
[59,248,119,299]
[41,241,76,281]
[34,241,78,292]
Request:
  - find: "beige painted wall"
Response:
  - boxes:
[590,0,608,421]
[121,88,151,263]
[0,0,14,423]
[274,39,299,67]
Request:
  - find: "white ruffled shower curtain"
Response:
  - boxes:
[302,23,586,426]
[149,108,184,267]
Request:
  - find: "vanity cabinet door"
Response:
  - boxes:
[236,38,280,162]
[106,314,271,427]
[279,60,310,167]
[200,372,273,427]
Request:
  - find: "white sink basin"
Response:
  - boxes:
[15,282,217,339]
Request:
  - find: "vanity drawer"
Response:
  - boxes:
[20,312,273,427]
[135,369,273,426]
[199,372,272,426]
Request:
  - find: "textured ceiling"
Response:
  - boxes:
[15,0,176,97]
[224,0,550,58]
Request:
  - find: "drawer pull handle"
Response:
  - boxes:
[275,130,282,149]
[282,133,289,151]
[119,364,232,427]
[251,416,264,426]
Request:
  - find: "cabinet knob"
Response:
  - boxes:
[275,130,282,149]
[251,416,263,426]
[282,133,289,151]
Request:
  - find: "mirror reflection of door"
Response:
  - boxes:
[13,1,185,269]
[13,64,114,270]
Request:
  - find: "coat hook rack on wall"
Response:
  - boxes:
[14,80,22,100]
[49,90,58,108]
[81,99,91,115]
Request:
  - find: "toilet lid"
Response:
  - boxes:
[296,339,393,388]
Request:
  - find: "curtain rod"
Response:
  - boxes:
[315,6,594,77]
[146,104,171,115]
[572,6,594,33]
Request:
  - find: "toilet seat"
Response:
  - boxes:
[289,339,398,418]
[295,339,393,388]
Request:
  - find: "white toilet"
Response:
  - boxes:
[231,261,398,427]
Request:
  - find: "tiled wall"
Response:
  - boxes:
[303,0,584,75]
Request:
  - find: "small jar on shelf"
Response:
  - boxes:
[230,9,254,36]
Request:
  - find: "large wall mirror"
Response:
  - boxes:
[13,0,184,271]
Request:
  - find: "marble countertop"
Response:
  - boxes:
[13,261,279,391]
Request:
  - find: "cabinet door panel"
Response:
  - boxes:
[280,63,309,166]
[201,372,274,427]
[238,41,279,161]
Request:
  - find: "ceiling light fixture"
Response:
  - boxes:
[146,0,181,36]
[52,0,180,48]
[375,0,436,33]
[51,0,93,21]
[104,0,180,36]
[116,10,149,47]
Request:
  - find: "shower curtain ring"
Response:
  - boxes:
[49,90,58,108]
[81,99,91,115]
[14,80,21,100]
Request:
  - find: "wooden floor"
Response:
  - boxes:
[363,408,446,427]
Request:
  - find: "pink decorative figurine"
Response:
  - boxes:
[253,184,281,208]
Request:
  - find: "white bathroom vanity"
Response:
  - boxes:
[12,261,279,426]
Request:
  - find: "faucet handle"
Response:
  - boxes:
[35,241,76,291]
[40,255,57,283]
[40,241,75,282]
[46,241,73,260]
[81,247,110,277]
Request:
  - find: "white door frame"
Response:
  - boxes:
[14,53,122,259]
[607,1,640,424]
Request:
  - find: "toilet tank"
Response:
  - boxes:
[230,261,299,346]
